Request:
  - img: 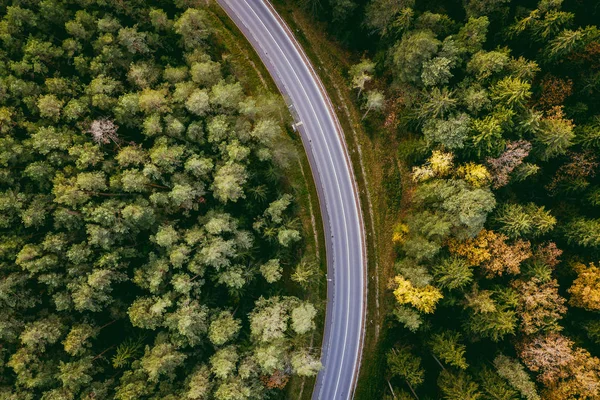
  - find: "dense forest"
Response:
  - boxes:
[299,0,600,398]
[0,1,323,399]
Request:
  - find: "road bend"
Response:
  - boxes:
[215,1,367,399]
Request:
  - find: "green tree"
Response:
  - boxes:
[185,365,212,399]
[174,9,210,49]
[387,346,424,391]
[291,302,317,335]
[57,357,94,392]
[212,163,247,203]
[392,30,441,85]
[477,366,520,400]
[463,0,510,18]
[259,259,282,283]
[493,355,540,400]
[349,58,375,98]
[432,256,473,290]
[495,203,556,238]
[438,369,483,400]
[564,218,600,247]
[209,311,242,346]
[209,346,238,379]
[291,349,322,376]
[364,0,415,35]
[422,114,471,149]
[141,342,187,382]
[429,331,468,369]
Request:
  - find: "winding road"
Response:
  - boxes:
[215,1,367,399]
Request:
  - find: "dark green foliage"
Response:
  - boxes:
[437,369,483,400]
[344,0,600,396]
[386,346,424,389]
[0,1,318,398]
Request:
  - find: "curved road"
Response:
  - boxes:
[215,1,366,399]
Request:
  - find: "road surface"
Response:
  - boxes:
[215,1,367,399]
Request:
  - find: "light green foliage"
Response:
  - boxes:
[210,346,238,379]
[495,203,556,238]
[149,9,172,32]
[37,94,64,120]
[185,365,212,399]
[291,349,322,376]
[190,61,221,87]
[250,296,293,343]
[415,179,496,238]
[20,315,65,352]
[349,58,376,97]
[210,81,244,110]
[63,324,97,356]
[291,258,321,289]
[254,342,286,374]
[212,163,247,203]
[259,259,282,283]
[362,89,385,119]
[393,30,441,85]
[127,62,160,89]
[393,305,423,332]
[429,331,468,369]
[477,367,520,400]
[264,194,293,224]
[464,287,517,341]
[387,346,424,388]
[58,357,94,392]
[128,296,171,330]
[467,50,509,79]
[164,301,208,347]
[422,57,453,87]
[437,369,483,400]
[291,302,317,334]
[141,342,187,382]
[186,89,210,116]
[564,218,600,247]
[535,110,575,160]
[213,377,251,400]
[456,17,489,54]
[138,88,170,114]
[209,311,241,346]
[433,257,473,290]
[278,228,301,247]
[423,114,471,149]
[490,76,532,109]
[419,87,457,119]
[493,355,540,400]
[174,9,210,49]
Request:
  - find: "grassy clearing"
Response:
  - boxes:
[207,3,327,399]
[269,2,407,399]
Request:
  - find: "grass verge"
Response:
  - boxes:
[269,2,408,399]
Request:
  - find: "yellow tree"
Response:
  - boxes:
[568,262,600,311]
[392,276,443,314]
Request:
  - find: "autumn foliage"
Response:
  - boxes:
[448,229,532,277]
[568,262,600,311]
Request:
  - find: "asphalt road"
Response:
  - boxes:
[215,1,366,399]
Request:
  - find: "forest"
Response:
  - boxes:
[0,1,323,399]
[296,0,600,398]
